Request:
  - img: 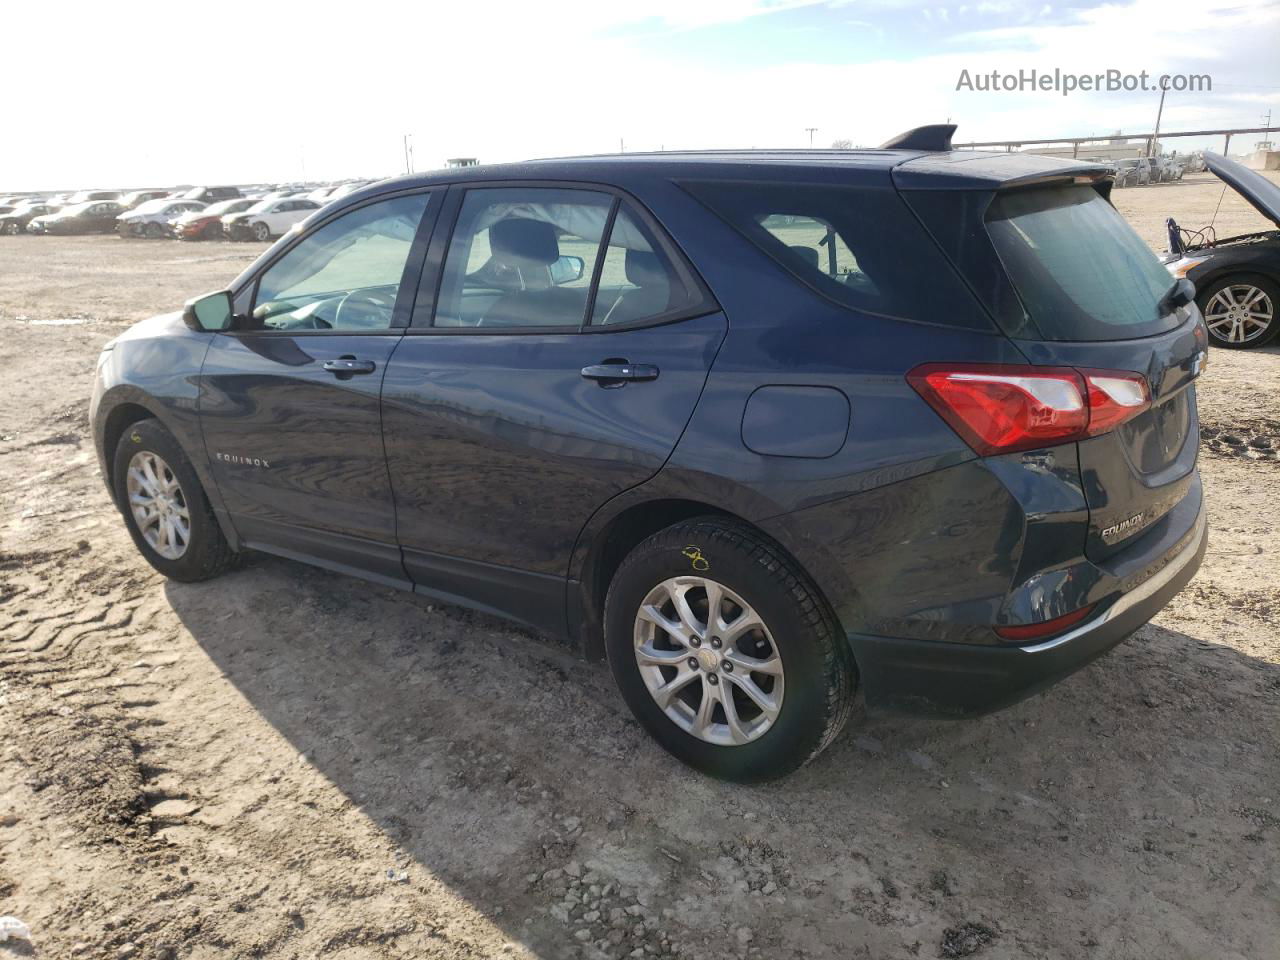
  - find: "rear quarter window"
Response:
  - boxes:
[681,180,993,331]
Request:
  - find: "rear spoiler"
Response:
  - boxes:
[891,151,1114,195]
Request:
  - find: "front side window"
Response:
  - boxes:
[434,187,610,328]
[251,192,430,332]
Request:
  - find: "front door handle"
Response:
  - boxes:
[323,356,377,379]
[581,362,660,386]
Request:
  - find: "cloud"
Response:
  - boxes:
[5,0,1278,187]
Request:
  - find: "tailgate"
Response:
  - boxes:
[1018,320,1203,560]
[898,168,1207,561]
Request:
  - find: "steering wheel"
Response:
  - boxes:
[334,289,395,329]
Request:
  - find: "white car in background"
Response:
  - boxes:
[116,199,207,238]
[223,197,320,241]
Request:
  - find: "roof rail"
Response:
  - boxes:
[879,124,957,152]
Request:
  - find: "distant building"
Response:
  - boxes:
[1022,134,1155,162]
[1242,140,1280,171]
[446,158,479,168]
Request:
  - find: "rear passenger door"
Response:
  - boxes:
[381,184,726,634]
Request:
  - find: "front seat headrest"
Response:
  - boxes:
[625,249,666,287]
[490,218,559,268]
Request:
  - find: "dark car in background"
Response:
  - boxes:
[1165,152,1280,348]
[29,200,124,234]
[173,198,255,241]
[182,185,242,204]
[91,126,1207,781]
[0,202,58,235]
[119,189,172,210]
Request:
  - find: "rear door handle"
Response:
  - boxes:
[581,362,660,385]
[323,357,377,378]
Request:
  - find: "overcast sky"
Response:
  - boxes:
[6,0,1279,190]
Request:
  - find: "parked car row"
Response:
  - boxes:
[1109,154,1189,188]
[0,180,374,241]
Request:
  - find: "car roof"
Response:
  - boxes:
[342,148,1108,204]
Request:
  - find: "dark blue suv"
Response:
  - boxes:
[91,126,1207,781]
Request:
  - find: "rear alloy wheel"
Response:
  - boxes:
[605,518,854,782]
[1199,275,1279,348]
[252,221,270,242]
[633,576,784,747]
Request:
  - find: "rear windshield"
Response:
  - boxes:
[985,186,1178,341]
[682,181,992,330]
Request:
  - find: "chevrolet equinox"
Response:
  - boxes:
[91,125,1208,781]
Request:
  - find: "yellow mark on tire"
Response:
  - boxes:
[130,431,142,443]
[682,545,710,571]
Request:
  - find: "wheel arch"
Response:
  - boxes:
[95,388,241,550]
[570,495,852,663]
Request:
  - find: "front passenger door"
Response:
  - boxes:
[199,191,434,585]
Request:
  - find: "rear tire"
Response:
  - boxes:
[1198,274,1280,349]
[604,518,855,782]
[112,420,236,582]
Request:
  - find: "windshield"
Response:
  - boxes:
[247,200,274,214]
[985,185,1179,341]
[133,199,168,214]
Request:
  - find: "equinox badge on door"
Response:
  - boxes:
[215,452,272,468]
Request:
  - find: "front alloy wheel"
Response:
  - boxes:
[1201,278,1277,347]
[634,576,784,746]
[126,451,191,559]
[252,222,270,242]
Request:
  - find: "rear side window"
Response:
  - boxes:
[985,186,1178,341]
[682,181,992,330]
[591,208,696,326]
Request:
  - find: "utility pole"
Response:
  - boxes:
[1148,88,1166,157]
[403,135,414,175]
[805,127,818,147]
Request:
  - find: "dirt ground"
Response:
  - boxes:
[1,175,1277,960]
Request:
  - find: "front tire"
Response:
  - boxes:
[1198,274,1280,348]
[252,221,270,242]
[112,420,236,582]
[604,518,855,782]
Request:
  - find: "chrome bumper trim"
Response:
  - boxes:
[1020,508,1207,655]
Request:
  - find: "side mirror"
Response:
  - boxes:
[183,290,234,332]
[549,254,585,285]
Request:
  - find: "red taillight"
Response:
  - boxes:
[907,363,1150,456]
[994,603,1096,642]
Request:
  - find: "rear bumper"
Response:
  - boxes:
[850,506,1207,716]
